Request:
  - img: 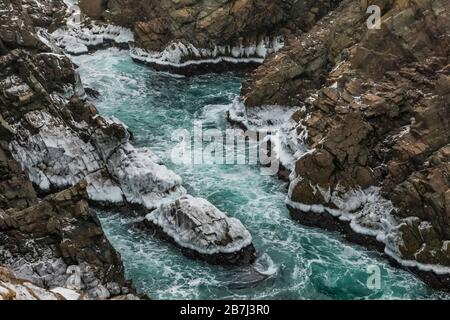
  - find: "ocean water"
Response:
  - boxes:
[72,48,446,300]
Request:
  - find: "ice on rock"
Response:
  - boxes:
[286,183,450,274]
[287,185,398,238]
[106,143,186,209]
[146,195,253,255]
[130,37,284,68]
[10,111,104,191]
[227,99,308,171]
[85,171,124,204]
[52,25,134,55]
[51,2,134,55]
[50,287,80,300]
[90,117,186,209]
[10,110,185,209]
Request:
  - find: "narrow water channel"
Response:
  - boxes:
[72,48,444,300]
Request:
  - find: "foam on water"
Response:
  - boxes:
[73,48,448,300]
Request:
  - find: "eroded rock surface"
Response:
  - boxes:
[0,266,140,300]
[1,0,255,276]
[0,0,171,298]
[144,195,256,265]
[78,0,339,74]
[239,0,450,289]
[0,182,133,299]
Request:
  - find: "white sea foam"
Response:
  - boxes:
[228,99,309,171]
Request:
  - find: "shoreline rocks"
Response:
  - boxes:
[288,205,450,291]
[0,265,140,300]
[128,40,282,76]
[239,0,450,290]
[143,196,256,266]
[2,0,255,273]
[0,179,139,299]
[77,0,340,75]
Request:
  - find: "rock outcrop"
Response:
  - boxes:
[2,0,256,275]
[144,196,256,265]
[0,182,134,299]
[0,266,140,300]
[79,0,340,74]
[51,3,134,55]
[239,0,450,290]
[0,0,160,298]
[0,0,185,210]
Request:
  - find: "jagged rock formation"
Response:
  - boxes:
[239,0,450,289]
[144,196,256,265]
[0,0,161,298]
[51,3,134,55]
[0,183,134,299]
[0,0,185,209]
[0,266,140,300]
[1,0,255,275]
[79,0,339,74]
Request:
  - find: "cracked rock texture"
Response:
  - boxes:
[0,0,151,299]
[0,265,140,300]
[144,195,256,265]
[82,0,339,51]
[1,0,256,291]
[240,0,450,289]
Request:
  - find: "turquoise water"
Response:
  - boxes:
[72,48,446,300]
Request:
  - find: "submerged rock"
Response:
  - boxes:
[144,196,256,265]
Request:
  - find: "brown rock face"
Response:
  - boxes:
[83,0,339,51]
[0,0,138,298]
[242,0,367,107]
[0,144,37,211]
[241,0,450,288]
[80,0,107,20]
[0,183,125,286]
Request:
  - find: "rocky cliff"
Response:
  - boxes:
[79,0,339,74]
[239,0,450,289]
[1,0,257,293]
[3,0,449,295]
[0,0,146,299]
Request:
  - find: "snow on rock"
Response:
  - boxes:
[145,195,255,264]
[50,287,80,300]
[52,24,134,55]
[0,266,66,300]
[91,117,186,209]
[0,265,140,300]
[9,110,185,210]
[227,99,309,171]
[10,110,104,191]
[286,185,397,239]
[51,2,134,55]
[286,183,450,275]
[130,37,284,68]
[105,143,186,209]
[85,171,124,204]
